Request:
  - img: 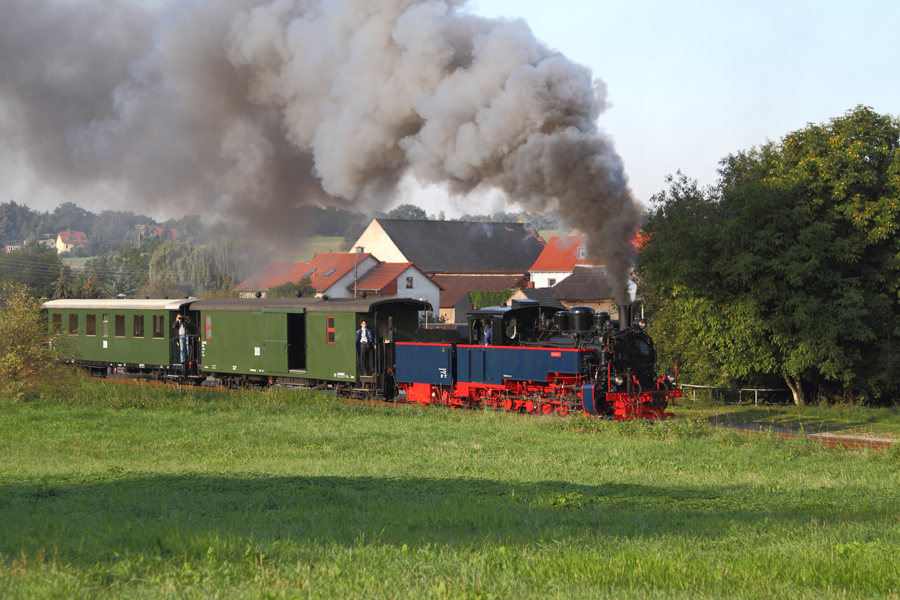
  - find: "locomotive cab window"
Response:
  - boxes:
[52,313,61,334]
[69,314,78,335]
[134,315,144,338]
[86,314,96,336]
[152,315,164,338]
[115,315,125,337]
[326,316,335,344]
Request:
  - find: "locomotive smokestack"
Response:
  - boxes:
[618,302,633,332]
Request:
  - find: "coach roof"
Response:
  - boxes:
[43,299,195,311]
[188,297,432,312]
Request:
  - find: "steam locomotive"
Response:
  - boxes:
[396,299,679,420]
[44,296,678,420]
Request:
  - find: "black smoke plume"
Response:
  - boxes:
[0,0,641,301]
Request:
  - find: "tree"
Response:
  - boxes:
[387,204,428,220]
[0,283,71,398]
[267,278,315,298]
[637,107,900,404]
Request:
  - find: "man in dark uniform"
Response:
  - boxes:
[356,319,375,375]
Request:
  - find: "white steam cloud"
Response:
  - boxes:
[0,0,641,302]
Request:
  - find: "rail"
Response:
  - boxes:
[678,384,792,405]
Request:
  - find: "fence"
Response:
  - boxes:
[678,384,793,405]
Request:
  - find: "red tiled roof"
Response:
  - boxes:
[528,235,595,272]
[350,262,443,294]
[58,231,89,244]
[432,274,528,308]
[237,253,373,292]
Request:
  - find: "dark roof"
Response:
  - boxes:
[512,288,565,310]
[552,266,614,301]
[375,219,545,273]
[189,297,432,313]
[431,274,528,308]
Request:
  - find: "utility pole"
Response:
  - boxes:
[353,246,363,298]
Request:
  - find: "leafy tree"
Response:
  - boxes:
[387,204,428,220]
[0,241,63,298]
[638,107,900,404]
[0,283,71,398]
[267,278,315,298]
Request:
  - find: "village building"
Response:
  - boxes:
[350,219,546,323]
[507,287,566,311]
[550,265,636,316]
[527,235,593,288]
[55,231,89,254]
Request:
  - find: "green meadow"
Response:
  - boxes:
[1,378,899,599]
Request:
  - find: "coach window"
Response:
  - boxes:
[134,315,144,338]
[406,277,413,289]
[102,314,108,337]
[115,315,125,337]
[86,314,96,336]
[52,313,62,334]
[69,314,79,335]
[205,315,212,340]
[152,315,164,339]
[326,316,335,344]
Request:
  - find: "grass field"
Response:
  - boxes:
[269,237,347,263]
[1,379,899,599]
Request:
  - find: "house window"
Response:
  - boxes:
[52,314,61,334]
[86,314,96,336]
[577,247,587,259]
[326,316,335,344]
[69,314,79,335]
[153,315,165,339]
[134,315,144,338]
[102,314,108,337]
[406,277,413,289]
[205,315,212,340]
[115,315,125,337]
[548,278,556,286]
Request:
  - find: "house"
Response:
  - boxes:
[236,253,378,298]
[350,219,545,274]
[508,287,566,311]
[135,225,177,241]
[528,235,593,288]
[432,274,529,324]
[350,219,545,322]
[551,265,635,315]
[56,231,90,254]
[350,262,441,312]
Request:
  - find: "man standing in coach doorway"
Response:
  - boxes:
[356,319,375,375]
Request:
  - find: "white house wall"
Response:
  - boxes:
[530,271,573,288]
[350,221,407,263]
[390,266,440,313]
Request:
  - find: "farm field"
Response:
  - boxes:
[269,236,346,263]
[1,379,899,599]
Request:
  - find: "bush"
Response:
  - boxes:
[0,284,72,399]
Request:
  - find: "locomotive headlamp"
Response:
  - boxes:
[613,375,625,386]
[666,373,676,384]
[633,318,648,330]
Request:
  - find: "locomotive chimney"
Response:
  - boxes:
[618,302,633,331]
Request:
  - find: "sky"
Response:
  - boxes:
[465,0,900,209]
[3,0,899,221]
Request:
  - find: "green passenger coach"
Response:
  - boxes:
[44,299,195,376]
[189,297,427,395]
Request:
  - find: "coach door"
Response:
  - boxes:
[287,313,306,372]
[263,313,288,374]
